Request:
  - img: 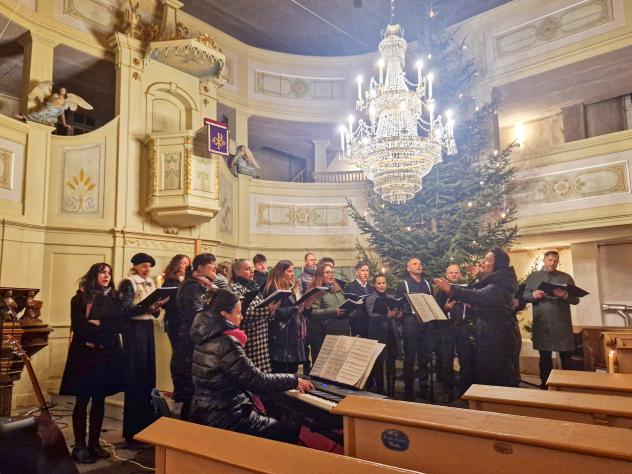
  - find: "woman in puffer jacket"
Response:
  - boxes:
[188,289,314,443]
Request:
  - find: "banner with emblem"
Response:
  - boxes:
[204,118,229,156]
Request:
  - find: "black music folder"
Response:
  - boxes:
[338,295,367,313]
[254,289,292,309]
[137,287,178,307]
[537,281,589,298]
[89,293,122,320]
[404,293,447,323]
[295,286,329,305]
[372,297,404,315]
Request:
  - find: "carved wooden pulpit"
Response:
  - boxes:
[0,287,52,416]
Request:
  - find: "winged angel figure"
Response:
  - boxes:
[16,81,93,134]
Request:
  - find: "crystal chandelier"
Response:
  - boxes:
[339,23,457,204]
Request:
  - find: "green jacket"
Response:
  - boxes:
[309,288,350,336]
[523,270,580,351]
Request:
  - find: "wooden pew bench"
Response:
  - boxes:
[332,396,632,474]
[135,417,419,474]
[463,384,632,428]
[547,369,632,396]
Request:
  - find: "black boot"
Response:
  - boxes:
[88,442,110,459]
[72,444,96,464]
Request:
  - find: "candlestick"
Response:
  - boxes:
[428,101,435,132]
[378,59,384,85]
[608,350,616,373]
[427,73,434,100]
[339,125,346,152]
[416,60,423,85]
[356,75,363,102]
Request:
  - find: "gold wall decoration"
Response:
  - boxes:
[512,161,629,206]
[64,0,120,32]
[193,156,211,191]
[256,203,349,228]
[151,139,159,193]
[183,145,192,194]
[254,70,347,101]
[60,142,105,216]
[0,148,13,190]
[162,152,181,190]
[494,0,612,58]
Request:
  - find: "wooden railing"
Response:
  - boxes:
[311,170,366,183]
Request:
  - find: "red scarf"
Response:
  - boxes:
[223,328,248,347]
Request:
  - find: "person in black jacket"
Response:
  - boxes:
[396,257,434,401]
[174,253,217,421]
[345,261,374,338]
[189,289,314,443]
[434,264,475,399]
[434,248,521,388]
[253,253,269,289]
[160,254,190,349]
[365,273,401,396]
[60,263,163,463]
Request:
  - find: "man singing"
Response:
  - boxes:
[523,251,580,388]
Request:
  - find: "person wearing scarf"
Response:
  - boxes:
[118,252,169,445]
[434,247,521,388]
[189,289,313,443]
[307,263,348,361]
[174,253,217,421]
[229,259,281,373]
[61,262,163,463]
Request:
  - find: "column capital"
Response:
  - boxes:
[312,139,330,147]
[17,30,59,49]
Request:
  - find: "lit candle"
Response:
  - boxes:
[427,73,434,100]
[377,59,384,85]
[428,101,435,131]
[416,60,423,85]
[356,75,363,102]
[339,125,346,152]
[608,350,616,373]
[347,114,354,133]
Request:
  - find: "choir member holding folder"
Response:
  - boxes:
[434,248,521,388]
[118,253,170,445]
[522,250,584,388]
[365,273,402,396]
[229,258,281,373]
[307,263,349,361]
[265,260,309,373]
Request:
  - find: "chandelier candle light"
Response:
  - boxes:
[340,23,457,203]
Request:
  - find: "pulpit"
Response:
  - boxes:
[0,287,52,416]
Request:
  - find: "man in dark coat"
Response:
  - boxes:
[434,264,475,398]
[435,248,521,388]
[396,257,434,401]
[522,250,580,387]
[253,254,269,289]
[346,260,374,338]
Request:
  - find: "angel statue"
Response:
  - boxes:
[232,145,261,178]
[16,81,93,134]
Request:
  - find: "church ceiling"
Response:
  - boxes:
[181,0,511,56]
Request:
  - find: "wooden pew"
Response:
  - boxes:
[576,326,632,371]
[617,336,632,373]
[601,331,632,372]
[547,369,632,396]
[463,384,632,428]
[135,417,419,474]
[332,396,632,474]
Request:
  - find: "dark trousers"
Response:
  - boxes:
[72,395,105,448]
[123,320,157,440]
[271,361,300,374]
[439,323,475,394]
[370,351,396,396]
[539,350,573,385]
[403,317,435,400]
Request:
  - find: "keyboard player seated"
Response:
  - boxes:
[188,289,314,443]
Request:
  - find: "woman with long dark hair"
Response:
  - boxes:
[161,254,190,349]
[434,247,521,387]
[189,289,313,442]
[229,259,280,372]
[307,263,348,361]
[60,263,163,463]
[264,260,307,373]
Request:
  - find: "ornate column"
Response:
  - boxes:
[18,31,58,114]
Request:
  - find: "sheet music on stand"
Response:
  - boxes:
[404,293,448,324]
[310,335,384,389]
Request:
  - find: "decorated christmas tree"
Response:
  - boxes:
[347,22,519,279]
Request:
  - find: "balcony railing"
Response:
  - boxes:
[311,170,366,183]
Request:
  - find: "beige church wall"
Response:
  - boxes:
[500,114,565,156]
[454,0,632,100]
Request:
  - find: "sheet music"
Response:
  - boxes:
[337,338,381,386]
[406,293,447,323]
[309,336,336,377]
[320,336,355,381]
